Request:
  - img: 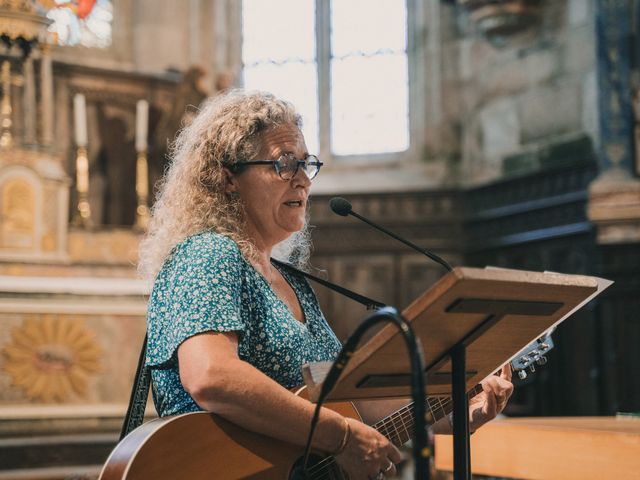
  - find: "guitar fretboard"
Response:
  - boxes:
[372,384,484,447]
[304,385,486,479]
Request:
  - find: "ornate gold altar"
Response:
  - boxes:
[0,3,170,478]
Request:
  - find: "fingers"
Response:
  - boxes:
[368,457,398,479]
[501,363,512,382]
[383,458,397,477]
[481,384,498,418]
[387,442,403,464]
[488,381,512,411]
[335,421,403,480]
[370,440,401,477]
[380,441,402,478]
[485,368,515,400]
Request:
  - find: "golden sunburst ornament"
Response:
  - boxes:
[2,315,102,402]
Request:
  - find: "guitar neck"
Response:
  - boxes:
[371,384,484,447]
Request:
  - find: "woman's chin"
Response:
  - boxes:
[279,215,306,234]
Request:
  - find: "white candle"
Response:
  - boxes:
[136,99,149,152]
[73,93,87,147]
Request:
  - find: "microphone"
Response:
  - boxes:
[329,197,453,272]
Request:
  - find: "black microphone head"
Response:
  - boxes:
[329,197,352,216]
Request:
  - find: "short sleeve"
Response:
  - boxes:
[145,232,245,368]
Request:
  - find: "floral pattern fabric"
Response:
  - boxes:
[145,231,342,417]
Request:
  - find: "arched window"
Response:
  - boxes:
[242,0,422,166]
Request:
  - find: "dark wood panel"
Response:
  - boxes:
[307,157,640,418]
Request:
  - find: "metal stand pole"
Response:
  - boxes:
[452,342,471,480]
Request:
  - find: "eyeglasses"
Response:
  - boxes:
[230,153,323,181]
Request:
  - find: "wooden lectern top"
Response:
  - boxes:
[434,416,640,479]
[303,267,610,402]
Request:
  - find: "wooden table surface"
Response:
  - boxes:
[434,416,640,480]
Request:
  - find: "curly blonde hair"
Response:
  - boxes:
[138,90,311,282]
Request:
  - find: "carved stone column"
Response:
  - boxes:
[39,45,54,146]
[588,0,640,244]
[587,0,640,415]
[22,55,36,145]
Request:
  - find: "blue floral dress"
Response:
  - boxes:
[145,231,342,417]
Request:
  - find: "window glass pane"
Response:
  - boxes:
[242,0,315,64]
[331,54,409,155]
[243,63,319,154]
[331,0,407,57]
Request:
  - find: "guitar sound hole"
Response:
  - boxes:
[290,454,341,480]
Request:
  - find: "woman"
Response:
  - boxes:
[138,90,513,479]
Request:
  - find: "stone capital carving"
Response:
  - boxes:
[588,176,640,244]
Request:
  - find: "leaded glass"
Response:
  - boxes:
[330,0,409,155]
[42,0,113,48]
[242,0,319,153]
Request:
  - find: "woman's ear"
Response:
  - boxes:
[223,167,238,196]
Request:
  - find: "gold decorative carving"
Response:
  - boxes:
[2,315,102,402]
[72,146,92,227]
[0,1,35,14]
[0,60,24,148]
[458,0,543,46]
[41,232,55,251]
[134,150,150,230]
[0,1,51,44]
[41,184,58,252]
[1,177,35,249]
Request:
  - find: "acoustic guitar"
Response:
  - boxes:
[99,332,553,480]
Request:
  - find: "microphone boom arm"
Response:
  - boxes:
[348,211,453,272]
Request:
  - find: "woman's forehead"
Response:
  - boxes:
[257,124,307,157]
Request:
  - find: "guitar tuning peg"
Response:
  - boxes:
[518,370,527,380]
[529,364,536,373]
[536,356,548,366]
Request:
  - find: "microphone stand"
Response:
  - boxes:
[272,260,429,478]
[327,196,461,478]
[301,306,429,480]
[329,197,452,272]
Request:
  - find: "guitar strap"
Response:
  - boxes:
[120,259,380,439]
[119,333,151,440]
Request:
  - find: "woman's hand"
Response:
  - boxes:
[334,418,403,480]
[468,364,514,432]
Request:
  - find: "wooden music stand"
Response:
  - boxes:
[302,266,612,480]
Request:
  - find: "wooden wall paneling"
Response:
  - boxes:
[307,158,640,417]
[460,158,602,416]
[319,255,395,341]
[598,244,640,414]
[397,253,446,309]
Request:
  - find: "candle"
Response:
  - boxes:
[73,93,87,147]
[136,99,148,152]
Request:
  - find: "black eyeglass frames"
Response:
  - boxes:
[230,154,323,181]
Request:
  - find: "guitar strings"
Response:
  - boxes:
[304,385,485,478]
[303,404,426,477]
[304,400,442,478]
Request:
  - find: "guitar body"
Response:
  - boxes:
[99,330,551,480]
[99,389,359,480]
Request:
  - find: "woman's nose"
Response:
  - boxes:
[291,165,312,187]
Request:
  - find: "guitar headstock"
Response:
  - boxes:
[510,328,555,380]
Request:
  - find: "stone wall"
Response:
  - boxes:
[428,0,598,185]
